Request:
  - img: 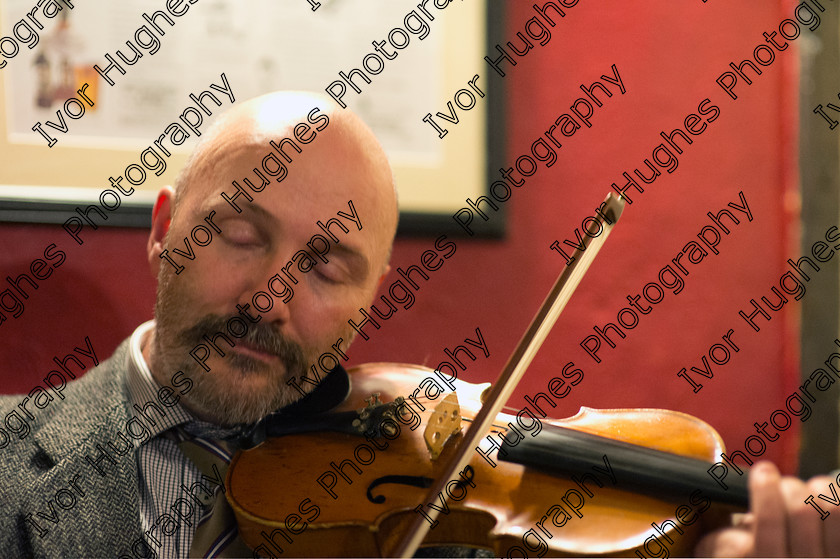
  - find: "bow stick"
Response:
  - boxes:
[389,192,626,558]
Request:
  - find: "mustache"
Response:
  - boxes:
[178,314,306,376]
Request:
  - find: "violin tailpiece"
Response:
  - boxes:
[424,392,462,460]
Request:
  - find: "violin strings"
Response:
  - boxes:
[396,394,561,422]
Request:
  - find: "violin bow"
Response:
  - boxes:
[390,192,626,558]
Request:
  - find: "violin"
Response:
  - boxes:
[225,193,748,556]
[226,362,747,557]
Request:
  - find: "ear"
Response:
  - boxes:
[147,186,175,276]
[376,265,391,289]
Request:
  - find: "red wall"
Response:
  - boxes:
[1,0,803,472]
[350,0,802,472]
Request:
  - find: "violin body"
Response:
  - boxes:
[227,363,733,557]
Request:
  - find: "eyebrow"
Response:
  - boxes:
[205,199,276,224]
[328,242,369,278]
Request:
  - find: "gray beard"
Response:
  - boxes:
[152,262,311,425]
[153,313,310,425]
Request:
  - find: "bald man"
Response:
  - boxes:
[0,91,399,558]
[147,91,398,426]
[1,91,837,558]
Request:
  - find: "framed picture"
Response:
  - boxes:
[0,0,505,236]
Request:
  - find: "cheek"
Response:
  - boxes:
[289,282,375,349]
[180,252,259,308]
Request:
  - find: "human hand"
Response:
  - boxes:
[694,461,840,557]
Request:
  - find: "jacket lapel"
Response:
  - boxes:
[24,340,143,557]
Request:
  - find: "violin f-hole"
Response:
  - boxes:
[366,475,434,504]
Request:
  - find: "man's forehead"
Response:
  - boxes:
[171,93,397,260]
[188,130,381,207]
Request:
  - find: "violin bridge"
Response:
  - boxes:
[424,392,462,460]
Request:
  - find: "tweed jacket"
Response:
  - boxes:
[0,338,489,559]
[0,338,144,558]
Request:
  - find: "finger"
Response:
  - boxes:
[749,461,787,557]
[781,476,822,557]
[806,475,840,555]
[693,527,754,558]
[732,512,755,531]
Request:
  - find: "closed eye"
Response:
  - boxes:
[221,219,265,248]
[313,261,347,284]
[315,269,339,284]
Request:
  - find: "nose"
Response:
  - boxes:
[240,286,292,327]
[238,263,296,327]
